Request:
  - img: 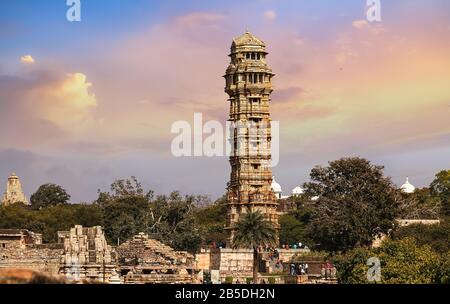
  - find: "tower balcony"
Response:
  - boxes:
[244,82,269,90]
[238,173,273,180]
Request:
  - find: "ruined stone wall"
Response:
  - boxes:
[117,233,196,284]
[195,250,211,271]
[0,227,201,284]
[277,249,310,263]
[0,244,63,276]
[210,248,253,279]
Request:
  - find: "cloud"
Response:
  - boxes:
[352,19,387,35]
[0,68,97,151]
[30,72,97,131]
[173,12,226,29]
[272,87,304,103]
[264,10,277,21]
[352,19,368,29]
[20,55,35,64]
[2,6,449,202]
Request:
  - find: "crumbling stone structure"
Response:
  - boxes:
[117,232,196,284]
[0,229,62,275]
[0,227,198,284]
[59,225,119,283]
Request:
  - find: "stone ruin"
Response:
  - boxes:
[58,225,119,283]
[0,226,196,284]
[0,229,62,275]
[117,232,197,284]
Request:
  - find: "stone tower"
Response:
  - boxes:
[224,31,279,243]
[1,173,29,206]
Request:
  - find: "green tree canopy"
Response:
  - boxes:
[334,237,443,284]
[392,219,450,254]
[30,183,71,210]
[304,157,401,252]
[150,192,202,253]
[279,207,312,246]
[399,187,441,219]
[430,170,450,217]
[0,203,103,243]
[96,177,202,252]
[194,195,227,247]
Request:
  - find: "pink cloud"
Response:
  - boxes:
[352,19,368,29]
[264,10,277,21]
[173,12,226,29]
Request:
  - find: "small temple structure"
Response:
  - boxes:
[1,173,29,206]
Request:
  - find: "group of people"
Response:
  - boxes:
[321,262,337,279]
[265,247,283,270]
[265,247,279,257]
[289,263,309,276]
[281,241,309,250]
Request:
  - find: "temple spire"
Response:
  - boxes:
[1,173,29,206]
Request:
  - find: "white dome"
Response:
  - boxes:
[292,186,304,196]
[271,176,282,193]
[400,177,416,194]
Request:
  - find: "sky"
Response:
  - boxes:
[0,0,449,202]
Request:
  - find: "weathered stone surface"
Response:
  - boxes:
[0,227,200,284]
[59,225,118,283]
[1,173,29,206]
[210,248,253,279]
[224,32,279,243]
[116,232,197,284]
[195,249,211,271]
[0,229,62,275]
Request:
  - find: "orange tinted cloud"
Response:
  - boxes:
[20,55,35,64]
[31,72,97,132]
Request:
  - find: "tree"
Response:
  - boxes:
[36,204,102,243]
[194,195,228,247]
[150,192,202,253]
[0,203,103,243]
[0,204,39,232]
[96,177,153,245]
[334,238,442,284]
[279,205,313,247]
[279,214,307,246]
[399,187,441,219]
[435,251,450,284]
[231,210,277,284]
[392,219,450,254]
[30,184,71,210]
[430,170,450,217]
[96,177,202,252]
[304,157,401,252]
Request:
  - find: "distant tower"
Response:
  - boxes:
[224,31,279,243]
[1,173,29,206]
